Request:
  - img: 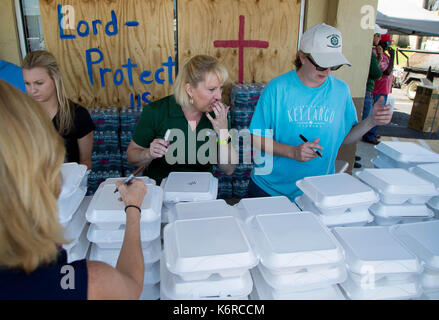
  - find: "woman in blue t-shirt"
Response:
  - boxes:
[0,81,146,299]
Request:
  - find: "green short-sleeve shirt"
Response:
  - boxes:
[132,95,226,185]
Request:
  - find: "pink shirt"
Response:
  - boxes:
[372,48,393,95]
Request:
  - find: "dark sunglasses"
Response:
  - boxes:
[306,56,343,71]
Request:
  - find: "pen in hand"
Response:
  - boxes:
[299,134,322,158]
[113,165,146,193]
[164,129,170,142]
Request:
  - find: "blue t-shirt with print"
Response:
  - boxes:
[249,70,358,202]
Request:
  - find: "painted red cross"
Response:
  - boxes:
[213,15,269,83]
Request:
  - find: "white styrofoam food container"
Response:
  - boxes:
[102,176,156,186]
[233,196,300,222]
[390,220,439,271]
[421,268,439,290]
[246,212,345,272]
[371,157,394,169]
[375,141,439,166]
[296,193,375,216]
[356,169,438,205]
[296,173,378,214]
[340,273,422,300]
[375,152,415,169]
[58,186,87,227]
[332,226,423,276]
[139,283,160,300]
[160,288,249,300]
[164,216,258,281]
[418,289,439,300]
[66,224,90,263]
[59,162,88,199]
[168,199,235,222]
[372,215,434,226]
[250,267,345,300]
[161,172,218,204]
[257,263,347,292]
[369,202,433,218]
[410,163,439,188]
[160,253,253,299]
[89,237,161,265]
[63,196,91,250]
[295,196,373,228]
[87,220,161,249]
[89,244,161,285]
[86,184,163,229]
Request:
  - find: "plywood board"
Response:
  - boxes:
[39,0,175,108]
[177,0,301,84]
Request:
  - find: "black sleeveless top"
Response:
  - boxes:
[0,249,88,300]
[52,101,95,164]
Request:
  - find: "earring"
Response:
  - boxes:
[189,97,194,105]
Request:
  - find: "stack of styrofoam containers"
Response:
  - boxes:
[232,196,301,222]
[160,172,218,224]
[333,226,423,300]
[247,212,347,300]
[294,173,377,228]
[356,169,437,226]
[161,214,258,300]
[409,163,439,220]
[58,163,90,262]
[85,176,163,300]
[63,196,92,263]
[390,220,439,299]
[372,141,439,169]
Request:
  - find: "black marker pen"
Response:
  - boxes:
[299,134,322,158]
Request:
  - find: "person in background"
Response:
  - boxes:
[127,55,237,185]
[0,59,26,92]
[22,50,95,170]
[361,25,386,145]
[247,23,392,201]
[0,80,147,299]
[372,33,395,111]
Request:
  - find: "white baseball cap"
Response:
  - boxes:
[300,23,351,68]
[374,24,388,34]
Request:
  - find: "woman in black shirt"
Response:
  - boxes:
[22,50,95,169]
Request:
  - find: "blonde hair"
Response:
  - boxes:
[22,50,74,135]
[173,55,229,109]
[0,80,67,273]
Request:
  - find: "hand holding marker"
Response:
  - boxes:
[299,134,322,158]
[113,165,146,193]
[114,130,170,193]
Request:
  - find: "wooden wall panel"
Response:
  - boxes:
[177,0,301,84]
[39,0,174,108]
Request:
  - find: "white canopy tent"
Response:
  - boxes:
[376,0,439,36]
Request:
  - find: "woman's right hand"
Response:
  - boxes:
[149,138,169,159]
[291,138,323,162]
[116,178,147,208]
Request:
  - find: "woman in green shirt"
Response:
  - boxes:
[126,55,237,184]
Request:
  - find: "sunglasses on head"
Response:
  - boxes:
[306,56,343,71]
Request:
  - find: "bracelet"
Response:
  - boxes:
[217,134,231,145]
[124,205,141,215]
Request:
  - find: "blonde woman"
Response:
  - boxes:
[22,50,95,169]
[0,80,146,299]
[127,55,237,185]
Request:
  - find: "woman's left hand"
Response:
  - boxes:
[205,101,230,136]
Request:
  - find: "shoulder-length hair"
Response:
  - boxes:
[22,50,74,135]
[173,55,229,109]
[0,80,67,273]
